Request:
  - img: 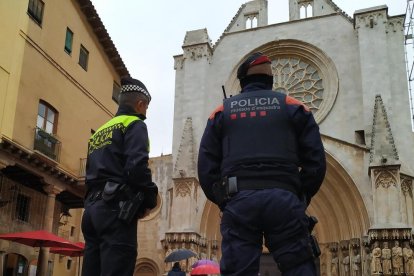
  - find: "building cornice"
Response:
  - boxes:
[75,0,129,78]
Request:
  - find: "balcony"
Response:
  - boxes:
[33,127,61,161]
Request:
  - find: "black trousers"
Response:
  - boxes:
[81,198,138,276]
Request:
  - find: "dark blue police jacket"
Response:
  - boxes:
[198,82,326,205]
[85,105,153,193]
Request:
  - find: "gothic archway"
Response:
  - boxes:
[135,258,159,276]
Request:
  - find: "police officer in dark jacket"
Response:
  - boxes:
[82,77,158,276]
[198,52,326,275]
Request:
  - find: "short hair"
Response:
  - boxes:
[118,92,149,107]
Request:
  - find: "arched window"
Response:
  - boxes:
[300,5,306,19]
[245,18,252,29]
[307,4,313,17]
[35,100,60,160]
[300,3,313,19]
[252,17,258,28]
[245,14,259,29]
[37,100,58,134]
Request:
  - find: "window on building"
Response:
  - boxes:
[300,3,313,19]
[245,14,258,29]
[79,45,89,71]
[70,226,75,236]
[37,101,57,134]
[355,130,366,145]
[27,0,44,25]
[35,101,60,160]
[66,259,72,270]
[112,82,121,104]
[15,194,30,222]
[64,28,73,54]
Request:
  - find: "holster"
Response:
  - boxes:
[102,181,128,202]
[118,192,145,224]
[212,176,238,209]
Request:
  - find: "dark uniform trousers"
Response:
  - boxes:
[220,188,316,276]
[82,196,138,276]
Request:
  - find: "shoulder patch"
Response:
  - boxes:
[285,96,310,112]
[209,104,224,120]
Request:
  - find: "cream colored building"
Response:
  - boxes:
[0,0,129,275]
[137,0,414,275]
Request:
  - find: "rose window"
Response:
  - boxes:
[272,57,323,113]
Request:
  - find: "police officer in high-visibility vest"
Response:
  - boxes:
[198,52,326,275]
[82,77,158,276]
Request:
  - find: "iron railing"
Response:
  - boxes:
[33,127,61,161]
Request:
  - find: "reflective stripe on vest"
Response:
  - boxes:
[88,115,145,154]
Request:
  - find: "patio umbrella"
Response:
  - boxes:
[165,248,197,262]
[50,241,84,257]
[191,264,221,275]
[0,230,80,276]
[192,259,219,268]
[50,242,85,276]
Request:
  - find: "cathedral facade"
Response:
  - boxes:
[136,1,414,275]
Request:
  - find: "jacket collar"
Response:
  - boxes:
[241,82,270,93]
[115,105,146,120]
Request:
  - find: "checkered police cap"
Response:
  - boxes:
[237,52,271,80]
[120,77,151,102]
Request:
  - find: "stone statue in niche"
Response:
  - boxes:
[343,250,350,276]
[331,251,339,276]
[382,242,392,275]
[352,247,361,276]
[371,241,382,274]
[363,246,372,275]
[391,240,403,275]
[403,242,414,275]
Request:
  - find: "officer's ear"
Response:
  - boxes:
[135,98,149,115]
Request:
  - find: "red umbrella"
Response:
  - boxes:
[192,259,219,268]
[50,241,85,257]
[0,230,81,249]
[191,264,221,275]
[0,230,80,276]
[50,241,85,276]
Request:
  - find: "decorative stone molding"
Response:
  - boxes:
[369,95,399,164]
[183,45,212,62]
[368,228,412,241]
[355,11,386,29]
[175,181,191,197]
[372,169,399,189]
[173,178,197,198]
[386,17,404,33]
[174,117,197,178]
[173,55,184,70]
[401,176,413,197]
[43,184,64,195]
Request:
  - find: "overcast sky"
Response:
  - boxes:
[90,0,407,157]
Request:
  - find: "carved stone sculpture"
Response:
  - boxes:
[371,242,382,274]
[403,242,414,275]
[352,247,361,276]
[382,242,392,275]
[392,240,403,275]
[343,251,350,276]
[363,246,372,276]
[331,251,339,276]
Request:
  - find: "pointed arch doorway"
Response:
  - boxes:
[199,152,370,272]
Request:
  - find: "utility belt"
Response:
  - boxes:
[212,176,299,208]
[85,181,145,225]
